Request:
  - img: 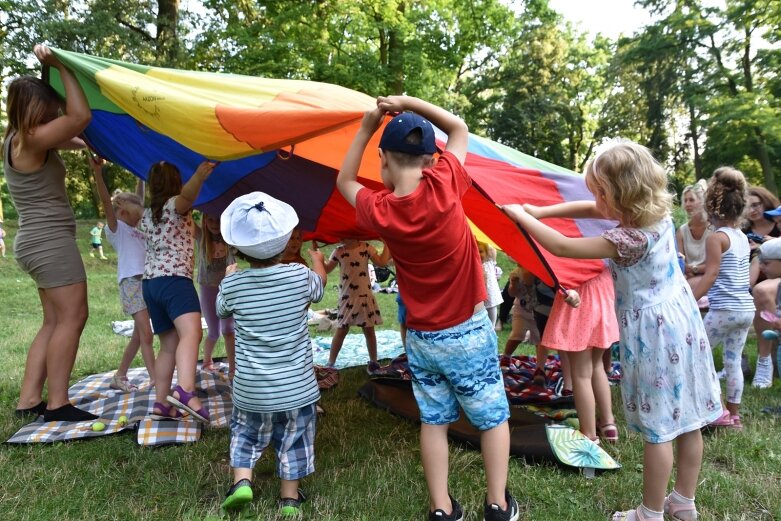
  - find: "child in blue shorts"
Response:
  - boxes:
[217,192,327,517]
[337,96,518,521]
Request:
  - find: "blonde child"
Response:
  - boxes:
[89,155,155,392]
[140,159,215,422]
[5,44,97,421]
[197,213,236,379]
[324,238,390,372]
[89,221,108,259]
[478,242,503,327]
[503,140,722,521]
[691,167,754,429]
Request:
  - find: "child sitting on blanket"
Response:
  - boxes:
[217,192,327,517]
[89,155,155,393]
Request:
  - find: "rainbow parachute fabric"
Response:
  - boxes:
[46,48,614,290]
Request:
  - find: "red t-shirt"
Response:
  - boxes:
[356,152,487,331]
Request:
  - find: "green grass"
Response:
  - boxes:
[0,220,780,520]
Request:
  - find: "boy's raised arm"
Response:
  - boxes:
[88,154,117,233]
[337,108,384,207]
[376,95,468,164]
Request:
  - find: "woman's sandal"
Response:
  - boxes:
[150,401,183,420]
[598,422,619,444]
[664,495,698,521]
[166,384,210,423]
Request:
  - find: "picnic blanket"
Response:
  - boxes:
[310,329,404,369]
[370,354,576,407]
[7,363,232,446]
[110,321,404,371]
[359,379,620,471]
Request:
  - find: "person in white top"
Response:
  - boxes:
[90,155,155,393]
[676,180,711,299]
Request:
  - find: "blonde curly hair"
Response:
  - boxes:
[585,140,672,228]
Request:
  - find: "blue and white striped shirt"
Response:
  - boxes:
[217,263,324,413]
[707,227,755,312]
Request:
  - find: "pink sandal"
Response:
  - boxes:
[598,422,619,443]
[664,495,698,520]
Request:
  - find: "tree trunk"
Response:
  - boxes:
[755,129,777,194]
[157,0,179,66]
[688,101,703,180]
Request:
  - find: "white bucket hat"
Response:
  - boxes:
[220,192,299,260]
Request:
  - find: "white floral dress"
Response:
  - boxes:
[603,217,722,443]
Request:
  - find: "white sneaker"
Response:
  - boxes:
[752,357,774,389]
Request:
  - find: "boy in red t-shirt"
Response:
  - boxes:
[337,95,518,521]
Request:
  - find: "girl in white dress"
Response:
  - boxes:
[502,140,721,521]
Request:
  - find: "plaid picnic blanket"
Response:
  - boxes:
[6,363,232,446]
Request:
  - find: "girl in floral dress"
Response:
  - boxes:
[502,140,721,521]
[324,239,390,372]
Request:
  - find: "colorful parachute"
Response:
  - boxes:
[46,49,613,290]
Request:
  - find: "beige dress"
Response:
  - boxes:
[3,134,85,288]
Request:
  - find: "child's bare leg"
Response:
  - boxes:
[504,339,521,357]
[233,467,252,484]
[224,332,236,378]
[560,350,573,391]
[134,309,155,383]
[642,441,674,512]
[327,326,349,366]
[116,328,141,377]
[672,429,703,500]
[592,348,614,425]
[420,423,452,512]
[480,421,510,507]
[602,346,612,373]
[535,344,547,368]
[364,326,377,363]
[400,323,407,350]
[201,336,218,368]
[154,331,177,404]
[280,479,300,500]
[568,349,597,439]
[171,312,204,409]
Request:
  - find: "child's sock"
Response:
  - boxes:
[638,504,664,520]
[43,403,98,422]
[669,489,695,505]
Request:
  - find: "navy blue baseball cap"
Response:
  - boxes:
[764,205,781,219]
[379,112,437,155]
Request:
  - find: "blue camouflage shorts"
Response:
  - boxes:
[229,403,317,481]
[406,309,509,431]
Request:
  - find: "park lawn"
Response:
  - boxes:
[0,220,779,521]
